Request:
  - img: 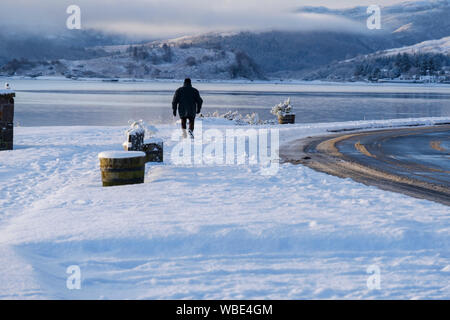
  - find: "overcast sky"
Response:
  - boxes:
[1,0,409,38]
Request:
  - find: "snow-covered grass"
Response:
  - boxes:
[0,117,449,299]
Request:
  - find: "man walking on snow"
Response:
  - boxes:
[172,78,203,139]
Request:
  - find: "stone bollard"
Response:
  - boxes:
[98,151,146,187]
[142,138,164,163]
[0,90,15,151]
[123,121,163,163]
[125,127,145,151]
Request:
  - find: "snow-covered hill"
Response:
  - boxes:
[1,0,449,80]
[299,0,450,45]
[0,43,263,80]
[381,36,450,56]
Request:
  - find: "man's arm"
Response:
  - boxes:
[195,90,203,114]
[172,89,179,116]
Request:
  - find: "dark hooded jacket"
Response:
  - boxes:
[172,83,203,118]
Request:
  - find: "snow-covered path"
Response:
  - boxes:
[0,118,449,299]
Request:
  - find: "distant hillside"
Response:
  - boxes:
[301,36,450,81]
[147,0,450,77]
[186,31,396,75]
[1,0,449,81]
[0,29,129,66]
[0,43,263,80]
[298,0,450,45]
[382,36,450,55]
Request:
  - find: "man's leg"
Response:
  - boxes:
[181,117,187,130]
[188,117,195,132]
[180,117,188,138]
[187,117,195,139]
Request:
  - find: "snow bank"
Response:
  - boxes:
[325,117,450,132]
[0,117,449,299]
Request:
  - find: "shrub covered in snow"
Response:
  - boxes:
[200,111,275,125]
[271,98,294,116]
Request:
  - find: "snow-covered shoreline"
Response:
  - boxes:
[2,75,450,88]
[0,117,449,299]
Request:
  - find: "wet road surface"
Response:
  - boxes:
[282,125,450,205]
[335,126,449,188]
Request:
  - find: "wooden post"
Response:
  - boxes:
[125,128,145,151]
[0,91,15,151]
[123,135,164,163]
[142,138,164,163]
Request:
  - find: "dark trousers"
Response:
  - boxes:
[181,117,195,131]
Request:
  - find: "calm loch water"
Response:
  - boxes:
[5,78,450,126]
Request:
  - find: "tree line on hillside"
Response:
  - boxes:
[354,53,450,80]
[125,43,264,79]
[127,43,173,64]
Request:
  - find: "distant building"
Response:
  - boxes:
[419,75,438,83]
[399,74,413,80]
